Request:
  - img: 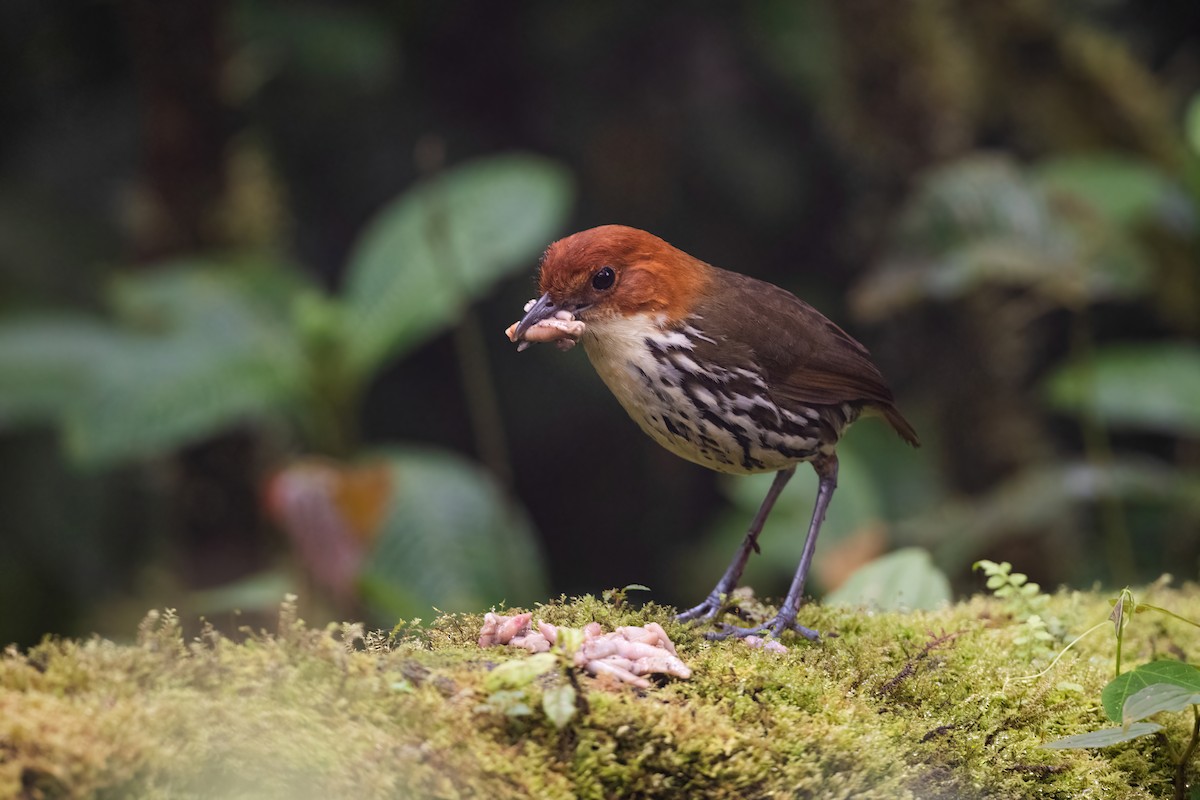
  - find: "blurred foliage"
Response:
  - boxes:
[343,156,572,378]
[0,154,569,631]
[698,126,1200,607]
[0,155,569,463]
[824,547,952,611]
[839,136,1200,593]
[358,448,546,619]
[0,263,307,465]
[852,152,1180,319]
[2,0,1199,643]
[1046,342,1200,437]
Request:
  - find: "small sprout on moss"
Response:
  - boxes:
[1039,589,1200,799]
[556,626,585,659]
[974,560,1042,602]
[601,583,651,607]
[1012,614,1053,647]
[974,559,1058,656]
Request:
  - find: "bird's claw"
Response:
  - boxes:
[704,617,820,642]
[674,591,734,623]
[674,602,719,624]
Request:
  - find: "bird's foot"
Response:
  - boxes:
[705,614,820,642]
[674,591,729,624]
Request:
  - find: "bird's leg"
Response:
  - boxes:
[675,467,796,623]
[709,453,839,641]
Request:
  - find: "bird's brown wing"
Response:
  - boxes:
[700,268,920,446]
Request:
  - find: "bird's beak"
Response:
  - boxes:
[513,292,560,341]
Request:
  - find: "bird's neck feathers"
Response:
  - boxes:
[610,249,712,325]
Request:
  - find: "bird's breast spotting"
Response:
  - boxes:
[582,313,847,475]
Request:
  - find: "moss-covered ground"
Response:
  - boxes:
[4,586,1200,799]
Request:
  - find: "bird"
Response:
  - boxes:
[510,225,919,639]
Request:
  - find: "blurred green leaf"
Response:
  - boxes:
[0,260,313,465]
[824,547,950,611]
[905,459,1200,569]
[854,155,1152,320]
[1041,722,1162,750]
[232,2,398,88]
[895,156,1061,256]
[1102,660,1200,723]
[1045,342,1200,437]
[190,569,297,616]
[1187,93,1200,158]
[0,316,130,427]
[556,627,584,659]
[483,653,558,692]
[64,262,308,465]
[542,684,577,729]
[107,257,307,332]
[358,447,547,620]
[1035,154,1175,226]
[342,154,572,377]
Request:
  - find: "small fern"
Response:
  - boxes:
[974,560,1055,652]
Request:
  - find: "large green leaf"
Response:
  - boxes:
[1044,342,1200,437]
[342,154,572,377]
[893,156,1062,257]
[1119,682,1200,727]
[1187,92,1200,158]
[1102,660,1200,723]
[106,256,307,335]
[1041,722,1162,750]
[0,316,130,427]
[1034,154,1178,227]
[854,155,1152,320]
[824,547,951,611]
[63,261,309,465]
[358,447,547,620]
[66,337,300,465]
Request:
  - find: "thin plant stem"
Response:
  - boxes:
[450,311,514,488]
[1069,309,1134,585]
[1011,619,1107,685]
[1174,705,1200,800]
[416,145,514,489]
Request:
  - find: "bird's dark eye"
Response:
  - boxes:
[592,266,615,291]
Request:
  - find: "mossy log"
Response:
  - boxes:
[4,587,1198,799]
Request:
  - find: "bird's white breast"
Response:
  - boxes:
[581,313,820,474]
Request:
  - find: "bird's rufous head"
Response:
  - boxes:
[513,225,711,340]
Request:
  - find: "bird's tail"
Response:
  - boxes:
[875,404,921,448]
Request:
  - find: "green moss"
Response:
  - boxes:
[5,588,1200,798]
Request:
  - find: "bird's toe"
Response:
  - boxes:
[704,615,821,643]
[675,596,725,623]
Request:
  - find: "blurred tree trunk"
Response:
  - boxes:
[124,0,231,260]
[122,0,268,589]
